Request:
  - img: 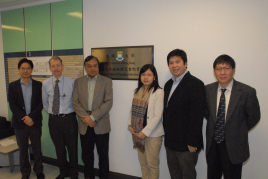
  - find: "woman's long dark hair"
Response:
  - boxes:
[135,64,161,94]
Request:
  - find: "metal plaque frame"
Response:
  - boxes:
[91,45,154,80]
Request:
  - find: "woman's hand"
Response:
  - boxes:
[135,131,146,139]
[128,126,136,135]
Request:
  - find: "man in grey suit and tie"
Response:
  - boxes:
[73,55,113,179]
[205,55,260,179]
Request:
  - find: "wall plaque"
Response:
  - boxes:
[91,45,154,80]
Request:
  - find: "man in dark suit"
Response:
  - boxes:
[73,55,113,179]
[163,49,206,179]
[8,58,44,179]
[205,55,260,179]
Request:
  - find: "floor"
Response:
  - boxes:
[0,163,100,179]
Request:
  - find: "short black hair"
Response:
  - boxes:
[18,58,33,69]
[167,49,187,65]
[49,56,62,66]
[213,55,236,69]
[84,55,100,66]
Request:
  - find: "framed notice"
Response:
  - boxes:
[91,45,154,80]
[28,56,52,76]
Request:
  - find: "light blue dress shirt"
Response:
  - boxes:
[42,75,75,114]
[167,70,188,105]
[21,78,32,115]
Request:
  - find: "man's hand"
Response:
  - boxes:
[22,116,34,126]
[82,115,93,126]
[188,145,197,153]
[89,121,97,128]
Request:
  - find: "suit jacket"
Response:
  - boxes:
[129,88,165,137]
[163,72,206,152]
[8,78,43,129]
[205,79,260,164]
[73,74,113,135]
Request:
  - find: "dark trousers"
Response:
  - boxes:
[207,139,242,179]
[166,146,199,179]
[15,125,43,176]
[48,113,78,178]
[80,126,109,179]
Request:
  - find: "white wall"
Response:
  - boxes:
[0,0,267,178]
[83,0,268,179]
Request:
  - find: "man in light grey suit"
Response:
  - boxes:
[205,55,260,179]
[72,55,113,179]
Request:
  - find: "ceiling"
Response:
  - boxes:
[0,0,63,11]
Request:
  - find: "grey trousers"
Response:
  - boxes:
[15,126,43,176]
[166,147,199,179]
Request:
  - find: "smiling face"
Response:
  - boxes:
[84,58,99,78]
[19,62,33,79]
[49,59,64,79]
[168,56,187,78]
[214,63,235,88]
[141,69,155,88]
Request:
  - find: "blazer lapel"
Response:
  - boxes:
[167,71,190,105]
[31,79,36,105]
[226,80,241,123]
[93,74,103,103]
[81,76,88,105]
[209,82,218,123]
[164,80,172,106]
[16,79,25,107]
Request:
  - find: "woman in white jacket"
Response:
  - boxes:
[129,64,164,179]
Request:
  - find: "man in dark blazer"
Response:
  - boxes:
[205,55,260,179]
[163,49,206,179]
[73,55,113,179]
[8,58,44,179]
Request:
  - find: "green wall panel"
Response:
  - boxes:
[1,9,25,53]
[25,4,51,52]
[52,0,83,50]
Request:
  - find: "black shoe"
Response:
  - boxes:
[71,177,79,179]
[37,173,45,179]
[55,175,67,179]
[21,176,29,179]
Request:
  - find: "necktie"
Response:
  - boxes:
[52,79,60,114]
[214,89,227,143]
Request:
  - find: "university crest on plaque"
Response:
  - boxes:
[116,51,124,61]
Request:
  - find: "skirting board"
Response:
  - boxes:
[31,154,141,179]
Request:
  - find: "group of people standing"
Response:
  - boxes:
[8,48,260,179]
[128,49,260,179]
[9,56,112,179]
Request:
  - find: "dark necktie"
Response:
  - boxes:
[214,89,227,143]
[52,79,60,114]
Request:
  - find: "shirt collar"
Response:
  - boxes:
[172,70,188,83]
[20,78,32,85]
[87,74,98,81]
[218,79,234,92]
[53,75,63,83]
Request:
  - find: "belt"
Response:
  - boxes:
[49,112,75,118]
[86,111,92,115]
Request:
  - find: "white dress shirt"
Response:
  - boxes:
[216,79,234,120]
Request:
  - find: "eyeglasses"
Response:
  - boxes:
[215,67,232,71]
[141,74,154,77]
[20,67,31,71]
